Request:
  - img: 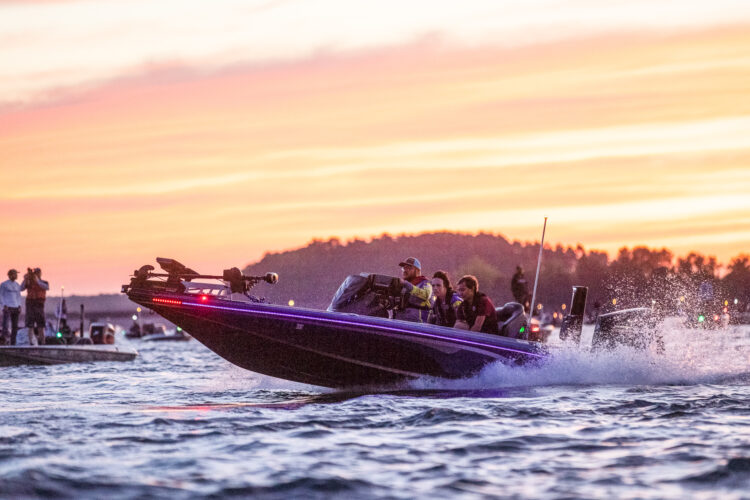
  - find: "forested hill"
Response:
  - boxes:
[244,232,750,315]
[243,232,601,311]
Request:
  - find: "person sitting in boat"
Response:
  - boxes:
[394,257,433,323]
[454,275,499,334]
[429,270,462,327]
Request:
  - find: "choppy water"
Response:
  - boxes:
[2,323,749,499]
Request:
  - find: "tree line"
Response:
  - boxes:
[243,232,750,317]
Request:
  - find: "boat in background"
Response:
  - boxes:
[141,327,191,342]
[0,321,137,367]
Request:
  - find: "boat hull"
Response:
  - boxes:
[127,290,547,388]
[0,345,138,366]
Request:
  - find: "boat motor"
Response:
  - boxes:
[559,286,588,345]
[495,303,527,339]
[592,308,663,353]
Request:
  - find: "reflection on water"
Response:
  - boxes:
[1,324,749,499]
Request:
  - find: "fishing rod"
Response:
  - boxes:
[527,217,548,325]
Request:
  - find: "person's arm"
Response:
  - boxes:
[401,280,433,309]
[454,320,470,330]
[37,278,50,291]
[470,315,486,332]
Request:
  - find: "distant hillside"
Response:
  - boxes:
[243,232,587,311]
[243,232,750,316]
[43,293,138,321]
[46,232,747,323]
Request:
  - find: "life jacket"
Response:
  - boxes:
[405,276,432,310]
[432,289,461,327]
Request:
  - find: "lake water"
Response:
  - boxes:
[1,323,749,499]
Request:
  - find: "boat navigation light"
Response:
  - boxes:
[136,307,142,313]
[200,295,209,302]
[698,314,705,323]
[734,298,739,305]
[288,299,295,306]
[132,314,138,321]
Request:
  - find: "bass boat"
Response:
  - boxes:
[122,258,656,388]
[122,258,552,388]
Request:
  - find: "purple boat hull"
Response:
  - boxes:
[127,289,547,388]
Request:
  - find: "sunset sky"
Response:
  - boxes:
[2,0,750,295]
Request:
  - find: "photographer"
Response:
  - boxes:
[23,267,49,345]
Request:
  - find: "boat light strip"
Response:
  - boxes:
[152,297,183,306]
[165,299,545,359]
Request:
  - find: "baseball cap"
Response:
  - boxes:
[398,257,421,270]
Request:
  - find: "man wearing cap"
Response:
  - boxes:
[23,267,49,345]
[0,269,23,345]
[395,257,433,323]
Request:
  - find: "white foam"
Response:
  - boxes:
[409,324,750,390]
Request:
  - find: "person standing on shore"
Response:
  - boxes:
[23,267,49,345]
[1,269,23,345]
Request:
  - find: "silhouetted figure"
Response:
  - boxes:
[511,266,531,312]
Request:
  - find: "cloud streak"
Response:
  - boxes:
[3,0,750,106]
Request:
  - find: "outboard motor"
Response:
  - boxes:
[592,308,663,353]
[328,274,402,318]
[559,286,588,345]
[495,302,527,339]
[90,323,115,345]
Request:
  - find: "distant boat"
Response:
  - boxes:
[0,324,137,366]
[126,322,191,341]
[141,328,191,342]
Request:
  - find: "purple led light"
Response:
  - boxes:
[171,299,544,359]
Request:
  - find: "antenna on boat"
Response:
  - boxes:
[527,217,547,326]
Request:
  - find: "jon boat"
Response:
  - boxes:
[0,323,138,367]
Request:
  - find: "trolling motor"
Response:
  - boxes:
[122,257,278,295]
